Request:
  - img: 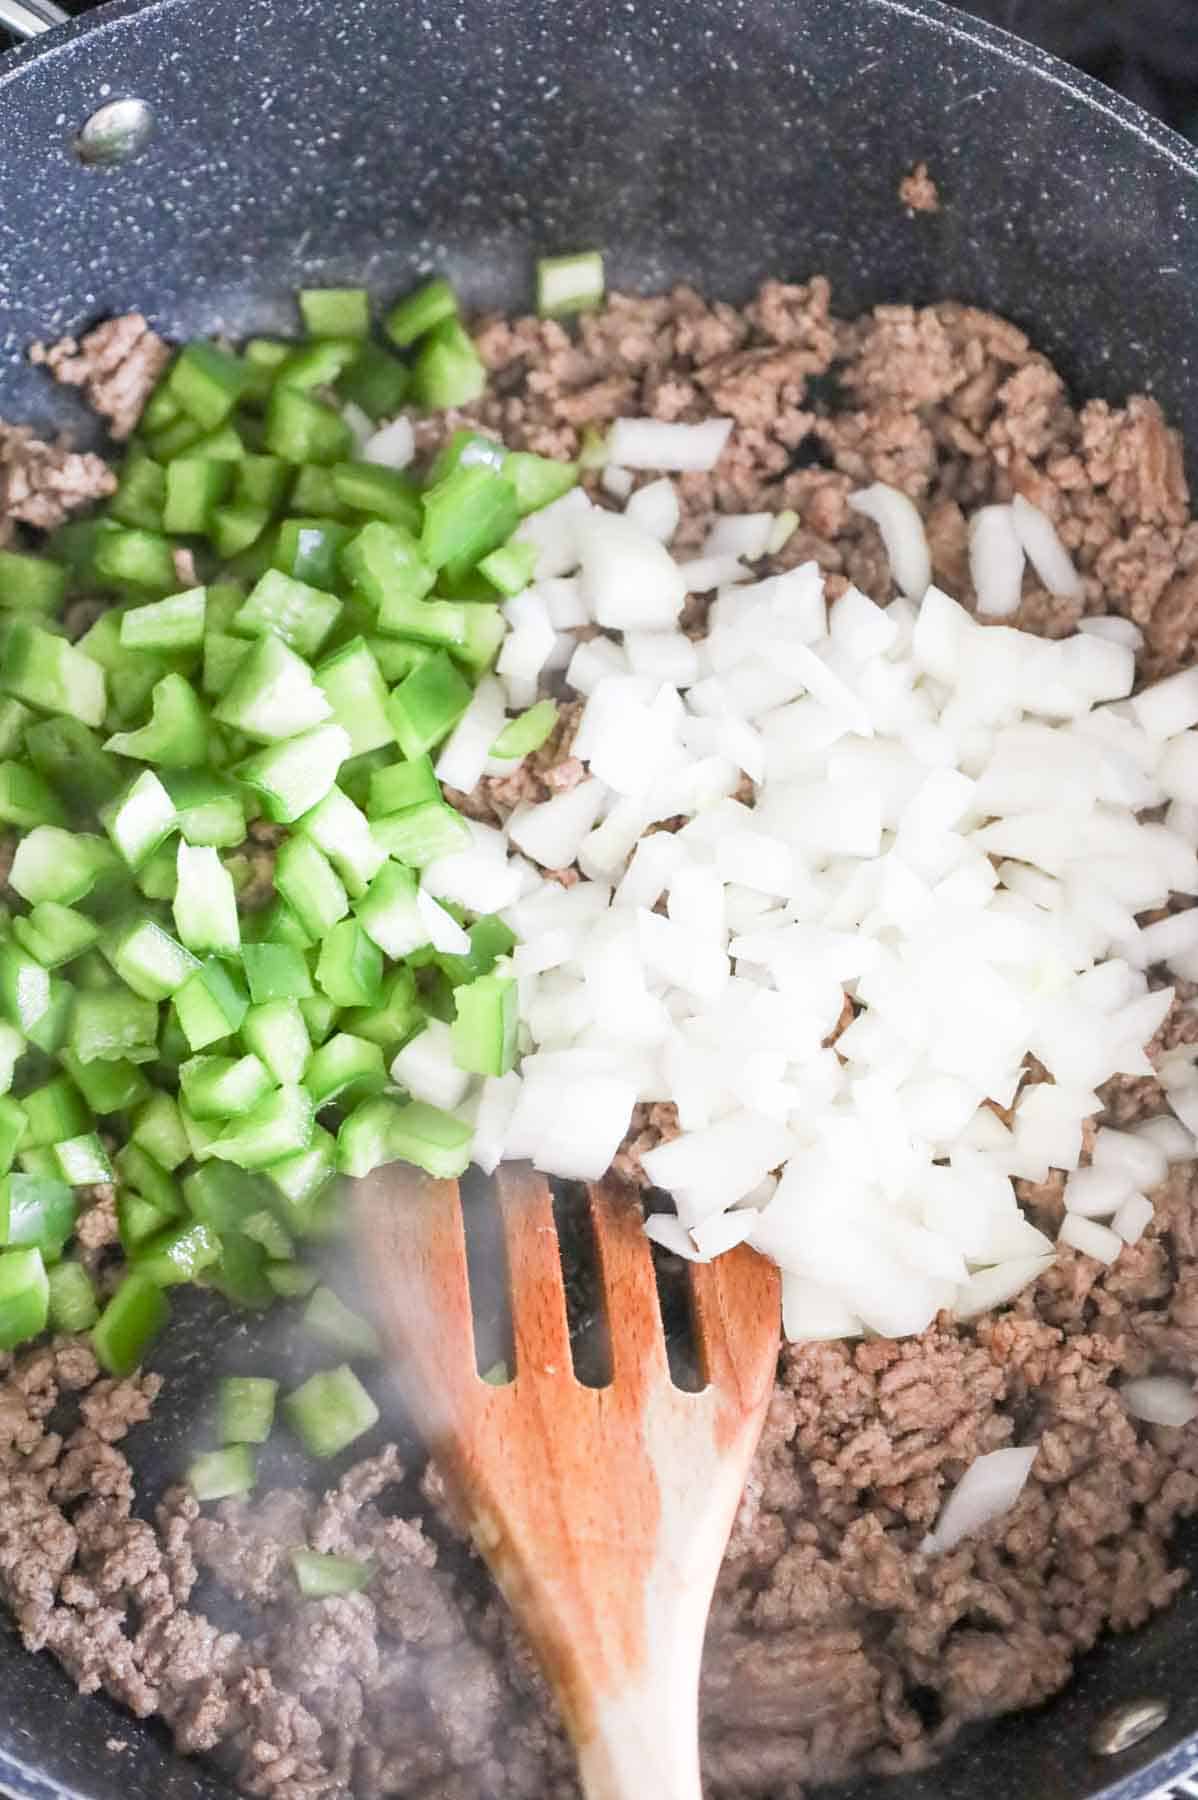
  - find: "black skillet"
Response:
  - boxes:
[2,0,1198,1794]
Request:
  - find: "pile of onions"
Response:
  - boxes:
[419,455,1198,1343]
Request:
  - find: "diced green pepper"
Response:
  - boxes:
[536,249,605,318]
[241,999,310,1086]
[47,1259,98,1332]
[172,842,240,955]
[133,1218,221,1286]
[315,920,382,1009]
[70,987,159,1065]
[275,833,349,938]
[411,318,486,410]
[283,1362,379,1459]
[166,342,252,429]
[340,520,435,612]
[0,548,69,614]
[188,1443,256,1500]
[385,652,472,759]
[179,1052,273,1120]
[219,1374,278,1444]
[235,567,342,659]
[163,458,234,534]
[101,769,177,869]
[304,1033,385,1109]
[451,971,518,1076]
[330,463,421,530]
[0,1173,76,1253]
[92,1270,169,1375]
[491,699,557,760]
[106,673,210,770]
[173,957,249,1052]
[207,1084,314,1170]
[336,342,410,420]
[0,1247,48,1351]
[103,916,199,1001]
[213,632,332,743]
[241,942,313,1005]
[235,723,350,823]
[264,387,353,465]
[52,1132,113,1186]
[420,466,519,578]
[0,619,106,727]
[120,586,207,654]
[370,797,470,866]
[390,1098,473,1178]
[314,638,394,758]
[290,1547,373,1596]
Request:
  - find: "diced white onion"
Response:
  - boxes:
[921,1445,1038,1554]
[361,414,416,469]
[969,505,1025,617]
[608,416,733,473]
[848,483,932,600]
[1007,493,1082,600]
[1058,1213,1123,1264]
[1122,1375,1198,1427]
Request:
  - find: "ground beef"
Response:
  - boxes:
[0,422,115,545]
[899,162,941,213]
[5,277,1198,1797]
[30,312,171,442]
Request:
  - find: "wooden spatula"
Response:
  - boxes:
[355,1161,780,1800]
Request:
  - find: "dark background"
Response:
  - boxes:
[4,0,1198,137]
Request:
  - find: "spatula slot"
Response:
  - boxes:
[550,1181,613,1389]
[458,1164,515,1381]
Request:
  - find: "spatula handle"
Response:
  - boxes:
[572,1628,705,1800]
[575,1702,703,1800]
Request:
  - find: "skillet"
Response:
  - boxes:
[1,0,1198,1793]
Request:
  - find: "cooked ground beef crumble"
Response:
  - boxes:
[4,282,1198,1796]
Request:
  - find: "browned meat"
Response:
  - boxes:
[0,421,115,543]
[31,312,171,441]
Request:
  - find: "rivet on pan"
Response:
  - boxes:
[1090,1698,1170,1756]
[73,97,154,167]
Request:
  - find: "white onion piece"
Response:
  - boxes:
[781,1274,863,1343]
[921,1445,1038,1554]
[848,483,932,600]
[577,512,687,629]
[624,478,680,543]
[1010,494,1083,599]
[1122,1375,1198,1427]
[1112,1193,1154,1245]
[1058,1213,1123,1264]
[471,1072,522,1175]
[361,414,416,469]
[1091,1125,1169,1190]
[705,513,774,562]
[643,1213,707,1261]
[1133,1115,1196,1162]
[601,464,635,501]
[1078,614,1143,651]
[391,1020,471,1111]
[969,505,1025,617]
[608,416,733,472]
[1131,667,1198,740]
[414,887,471,956]
[507,780,606,871]
[679,554,754,595]
[954,1257,1054,1321]
[435,676,507,794]
[513,487,592,578]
